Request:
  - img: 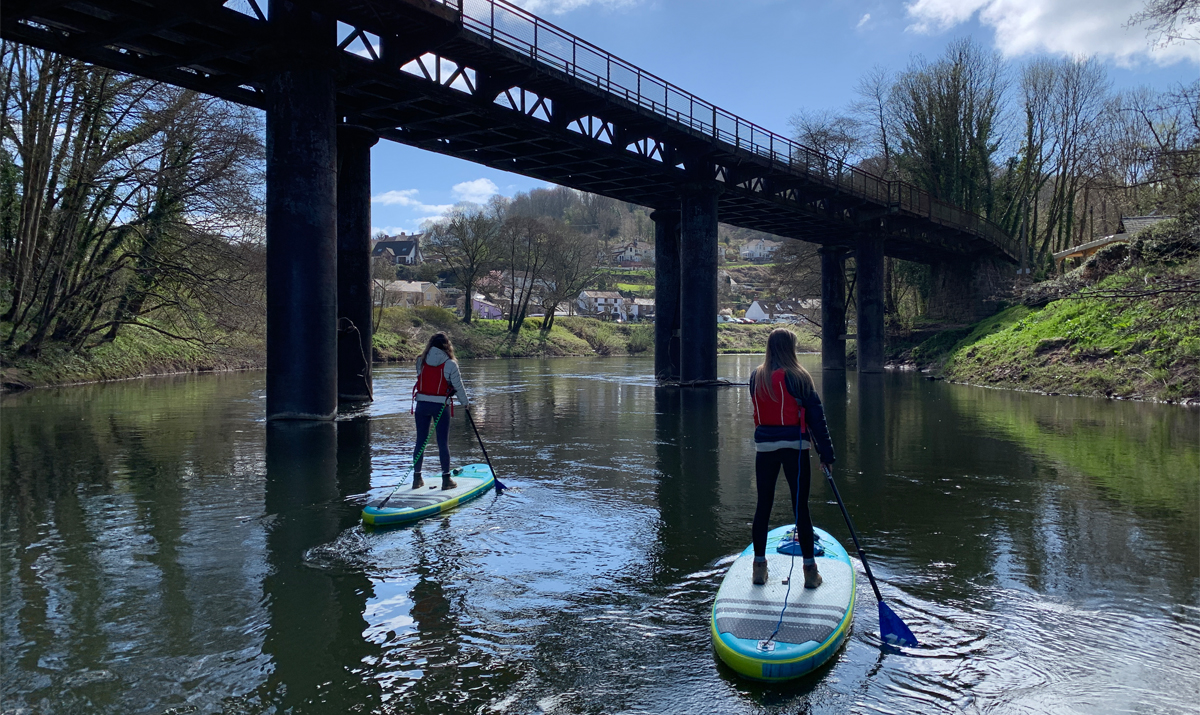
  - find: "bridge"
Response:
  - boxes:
[3,0,1017,419]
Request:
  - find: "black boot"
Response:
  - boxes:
[441,472,457,490]
[412,473,424,489]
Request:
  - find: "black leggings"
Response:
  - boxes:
[413,400,451,475]
[752,448,813,559]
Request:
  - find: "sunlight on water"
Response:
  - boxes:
[2,357,1197,714]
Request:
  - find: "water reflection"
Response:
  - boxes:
[258,421,381,712]
[2,361,1197,714]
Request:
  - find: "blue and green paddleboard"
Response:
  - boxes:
[711,525,855,681]
[362,463,494,527]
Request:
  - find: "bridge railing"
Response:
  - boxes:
[445,0,1015,257]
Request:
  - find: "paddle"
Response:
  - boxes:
[376,392,452,508]
[464,407,507,492]
[820,464,919,648]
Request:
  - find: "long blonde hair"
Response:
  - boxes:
[754,328,813,402]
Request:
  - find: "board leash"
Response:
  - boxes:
[377,392,452,508]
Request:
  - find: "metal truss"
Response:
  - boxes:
[1,0,1018,263]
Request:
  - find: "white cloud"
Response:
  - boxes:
[905,0,1200,64]
[452,178,500,204]
[510,0,635,14]
[857,13,872,29]
[371,189,453,215]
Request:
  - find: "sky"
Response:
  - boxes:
[367,0,1200,236]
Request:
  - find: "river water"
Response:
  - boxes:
[2,356,1198,714]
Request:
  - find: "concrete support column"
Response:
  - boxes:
[856,234,886,374]
[651,208,681,382]
[678,184,721,384]
[265,1,338,420]
[336,125,379,404]
[819,246,847,372]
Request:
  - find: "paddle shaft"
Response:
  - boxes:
[821,465,885,603]
[379,392,452,507]
[464,408,506,491]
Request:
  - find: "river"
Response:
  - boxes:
[2,356,1197,714]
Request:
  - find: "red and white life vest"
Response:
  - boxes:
[752,368,806,430]
[412,359,453,414]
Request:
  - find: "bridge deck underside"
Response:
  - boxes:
[2,0,1015,264]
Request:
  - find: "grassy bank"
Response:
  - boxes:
[719,322,818,353]
[906,225,1200,403]
[2,307,802,391]
[373,307,656,360]
[1,323,264,392]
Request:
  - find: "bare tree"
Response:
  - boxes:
[538,227,601,333]
[788,109,865,180]
[1,44,264,356]
[500,215,554,333]
[851,66,897,179]
[424,203,502,323]
[1130,0,1200,46]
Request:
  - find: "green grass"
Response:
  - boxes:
[914,254,1200,401]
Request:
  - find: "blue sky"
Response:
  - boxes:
[369,0,1200,236]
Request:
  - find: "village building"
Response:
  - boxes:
[577,290,626,320]
[611,240,655,267]
[1052,215,1174,269]
[371,232,424,265]
[469,293,503,320]
[629,297,655,321]
[739,237,782,262]
[374,280,443,307]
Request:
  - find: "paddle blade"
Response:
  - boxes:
[494,478,507,493]
[878,600,919,648]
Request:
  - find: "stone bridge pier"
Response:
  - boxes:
[926,255,1015,322]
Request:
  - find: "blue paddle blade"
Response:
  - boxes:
[878,601,919,648]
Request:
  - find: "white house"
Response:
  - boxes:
[628,297,655,321]
[371,233,424,265]
[612,241,655,266]
[577,290,626,320]
[745,300,773,322]
[739,238,782,262]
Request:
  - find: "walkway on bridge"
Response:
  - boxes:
[3,0,1017,419]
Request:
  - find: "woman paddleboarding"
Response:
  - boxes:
[749,328,836,588]
[412,333,471,490]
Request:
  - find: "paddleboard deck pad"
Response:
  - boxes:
[362,463,493,527]
[711,525,855,681]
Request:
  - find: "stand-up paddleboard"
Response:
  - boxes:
[711,525,855,681]
[362,463,494,527]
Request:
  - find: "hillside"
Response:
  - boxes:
[905,221,1200,403]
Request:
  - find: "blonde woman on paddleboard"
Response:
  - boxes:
[412,333,471,490]
[749,328,836,587]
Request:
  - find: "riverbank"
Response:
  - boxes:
[2,308,805,391]
[900,223,1200,404]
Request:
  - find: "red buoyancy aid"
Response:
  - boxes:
[752,368,806,430]
[412,359,454,415]
[415,360,450,397]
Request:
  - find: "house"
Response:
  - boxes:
[745,300,773,322]
[612,241,655,267]
[739,238,782,262]
[470,294,503,319]
[371,232,424,265]
[629,297,655,321]
[577,290,626,320]
[375,280,442,307]
[1053,215,1174,268]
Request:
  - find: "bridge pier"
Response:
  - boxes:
[856,235,886,374]
[265,4,338,420]
[651,209,681,382]
[336,125,379,404]
[678,184,721,384]
[927,255,1013,323]
[819,246,848,372]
